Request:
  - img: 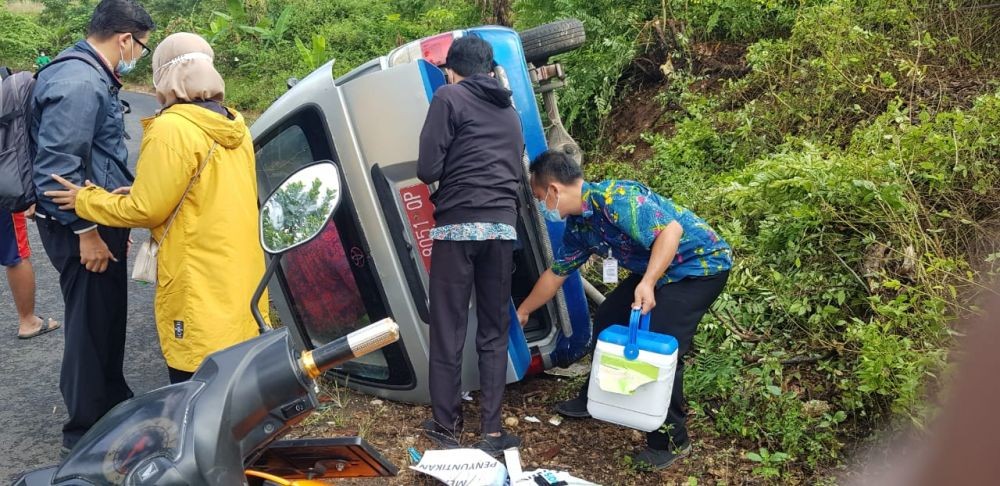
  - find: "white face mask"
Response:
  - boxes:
[152,52,213,88]
[540,188,564,223]
[117,36,139,75]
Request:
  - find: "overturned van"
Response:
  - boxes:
[251,21,594,404]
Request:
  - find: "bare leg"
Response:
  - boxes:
[5,258,45,335]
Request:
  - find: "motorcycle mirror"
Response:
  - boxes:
[260,161,341,255]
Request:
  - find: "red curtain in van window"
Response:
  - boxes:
[281,224,367,343]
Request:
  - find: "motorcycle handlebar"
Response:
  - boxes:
[299,318,400,380]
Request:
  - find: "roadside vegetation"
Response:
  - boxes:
[2,0,998,482]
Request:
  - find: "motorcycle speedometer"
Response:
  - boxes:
[53,382,203,485]
[103,417,180,483]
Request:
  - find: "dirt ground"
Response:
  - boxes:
[289,369,774,486]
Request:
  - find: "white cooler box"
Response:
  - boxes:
[587,309,678,432]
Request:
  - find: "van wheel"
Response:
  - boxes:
[519,19,586,65]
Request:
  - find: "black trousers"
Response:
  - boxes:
[579,271,729,450]
[168,367,194,384]
[36,217,133,448]
[428,239,514,435]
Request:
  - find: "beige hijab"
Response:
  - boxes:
[152,33,225,109]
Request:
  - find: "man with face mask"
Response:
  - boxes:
[516,150,732,471]
[416,36,525,456]
[29,0,154,455]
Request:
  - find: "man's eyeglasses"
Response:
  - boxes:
[132,35,151,59]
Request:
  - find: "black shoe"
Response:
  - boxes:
[630,442,692,471]
[554,396,591,418]
[419,419,461,449]
[475,430,521,457]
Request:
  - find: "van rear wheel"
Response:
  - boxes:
[519,19,586,65]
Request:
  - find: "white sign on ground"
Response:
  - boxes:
[410,448,507,486]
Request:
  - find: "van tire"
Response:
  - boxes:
[519,19,586,65]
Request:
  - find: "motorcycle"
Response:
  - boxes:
[15,161,400,485]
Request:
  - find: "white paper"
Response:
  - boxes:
[602,257,618,284]
[503,448,523,481]
[523,416,542,423]
[410,448,507,486]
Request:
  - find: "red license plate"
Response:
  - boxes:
[398,184,435,271]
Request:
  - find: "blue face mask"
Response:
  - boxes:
[117,38,138,76]
[540,189,564,223]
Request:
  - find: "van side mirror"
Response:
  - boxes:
[260,161,342,255]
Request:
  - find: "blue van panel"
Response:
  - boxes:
[506,306,530,379]
[417,59,446,101]
[467,27,547,159]
[469,27,593,367]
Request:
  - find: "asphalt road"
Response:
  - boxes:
[0,92,169,483]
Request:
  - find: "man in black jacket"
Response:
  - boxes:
[30,0,154,453]
[416,36,524,456]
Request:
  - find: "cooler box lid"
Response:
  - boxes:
[598,325,678,356]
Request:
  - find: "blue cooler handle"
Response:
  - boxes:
[624,308,651,360]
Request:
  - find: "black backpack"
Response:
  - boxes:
[0,55,102,212]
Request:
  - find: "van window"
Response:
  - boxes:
[256,110,415,388]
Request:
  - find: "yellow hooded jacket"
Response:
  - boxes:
[76,103,267,372]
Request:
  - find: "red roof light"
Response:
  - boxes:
[420,33,455,66]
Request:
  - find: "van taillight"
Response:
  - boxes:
[527,355,545,376]
[419,33,455,66]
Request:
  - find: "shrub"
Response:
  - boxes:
[619,91,998,473]
[582,0,998,473]
[0,10,54,68]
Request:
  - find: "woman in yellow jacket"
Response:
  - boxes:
[46,33,267,383]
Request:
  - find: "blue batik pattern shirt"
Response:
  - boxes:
[430,222,517,241]
[551,180,732,286]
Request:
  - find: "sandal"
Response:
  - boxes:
[18,317,61,339]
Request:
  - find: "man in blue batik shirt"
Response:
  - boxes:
[516,150,732,470]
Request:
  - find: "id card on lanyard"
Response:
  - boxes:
[602,248,618,284]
